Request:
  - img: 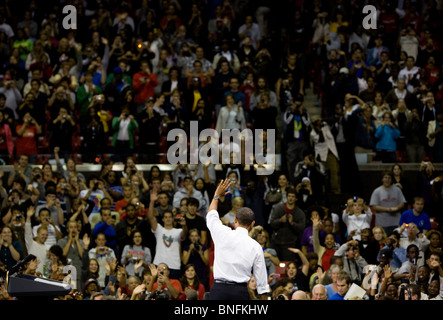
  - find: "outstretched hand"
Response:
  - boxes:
[214,179,232,198]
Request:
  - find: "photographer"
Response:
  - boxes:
[35,188,65,231]
[15,112,42,163]
[146,263,183,300]
[111,107,139,163]
[294,152,326,204]
[181,229,209,289]
[80,175,113,214]
[295,177,316,212]
[48,107,76,159]
[283,94,311,183]
[334,239,368,286]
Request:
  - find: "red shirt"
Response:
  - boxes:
[16,125,37,155]
[322,248,336,271]
[133,72,158,103]
[152,279,184,300]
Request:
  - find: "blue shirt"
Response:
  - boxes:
[398,209,431,233]
[328,292,345,300]
[374,124,401,151]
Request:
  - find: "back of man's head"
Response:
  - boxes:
[236,207,254,227]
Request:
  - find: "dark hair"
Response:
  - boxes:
[286,187,297,197]
[179,264,201,291]
[45,187,56,196]
[187,197,199,208]
[236,207,254,226]
[49,244,68,265]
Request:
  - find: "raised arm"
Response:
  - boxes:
[147,191,158,231]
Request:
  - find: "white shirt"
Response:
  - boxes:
[342,210,372,240]
[152,224,182,270]
[32,224,60,250]
[117,118,130,141]
[206,209,270,294]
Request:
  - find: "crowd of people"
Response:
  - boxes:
[0,0,442,301]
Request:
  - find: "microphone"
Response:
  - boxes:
[8,254,37,275]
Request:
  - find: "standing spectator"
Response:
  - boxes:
[147,191,188,279]
[312,215,337,272]
[0,73,22,119]
[111,107,139,163]
[342,199,373,241]
[57,220,88,286]
[81,108,106,163]
[183,197,208,245]
[369,171,407,235]
[132,60,158,114]
[268,188,306,260]
[222,76,246,115]
[76,70,102,118]
[212,39,241,75]
[137,97,162,164]
[47,106,76,159]
[282,95,311,181]
[15,112,41,164]
[310,115,341,194]
[405,107,427,163]
[237,15,261,50]
[250,92,278,131]
[179,263,206,300]
[184,46,215,83]
[374,111,401,163]
[0,110,14,163]
[427,113,443,163]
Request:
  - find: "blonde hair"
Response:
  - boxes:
[372,226,387,243]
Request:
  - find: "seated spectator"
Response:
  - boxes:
[179,263,206,300]
[327,271,351,300]
[397,222,430,260]
[146,263,184,300]
[393,244,421,282]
